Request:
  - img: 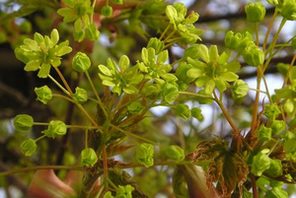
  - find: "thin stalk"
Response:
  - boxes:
[85,129,88,148]
[85,71,108,120]
[159,24,171,41]
[0,165,83,176]
[213,91,240,136]
[54,67,73,95]
[262,75,272,102]
[53,94,98,127]
[263,10,278,50]
[110,124,155,144]
[35,135,46,142]
[49,75,70,96]
[179,91,215,100]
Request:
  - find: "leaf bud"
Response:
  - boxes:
[245,2,266,23]
[164,145,185,161]
[135,143,154,167]
[21,138,37,156]
[34,85,53,104]
[73,87,88,103]
[43,120,67,138]
[101,5,113,17]
[72,52,91,72]
[81,148,98,167]
[14,114,34,131]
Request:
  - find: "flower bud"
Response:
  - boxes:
[72,52,91,72]
[135,143,154,167]
[21,139,37,156]
[116,185,134,198]
[73,87,88,103]
[174,104,191,120]
[34,85,53,104]
[225,31,240,49]
[14,114,34,131]
[251,151,271,176]
[265,159,282,177]
[280,0,296,21]
[242,45,264,66]
[81,148,98,167]
[43,120,67,138]
[271,120,286,135]
[258,125,272,141]
[264,104,281,120]
[101,5,113,17]
[147,38,164,54]
[164,145,185,161]
[232,80,249,98]
[191,107,204,121]
[245,2,266,23]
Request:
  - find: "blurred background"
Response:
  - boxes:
[0,0,295,197]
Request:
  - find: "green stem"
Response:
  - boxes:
[213,91,239,135]
[53,94,98,127]
[49,75,70,96]
[179,91,214,100]
[35,135,46,142]
[54,67,73,95]
[263,10,278,50]
[85,71,108,120]
[159,24,171,41]
[0,165,83,176]
[110,124,155,144]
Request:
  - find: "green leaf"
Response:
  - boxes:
[187,68,203,78]
[157,50,168,64]
[50,29,59,45]
[57,8,77,23]
[220,72,238,82]
[98,65,112,76]
[165,5,178,27]
[24,60,41,71]
[209,45,219,61]
[37,63,51,78]
[119,55,130,71]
